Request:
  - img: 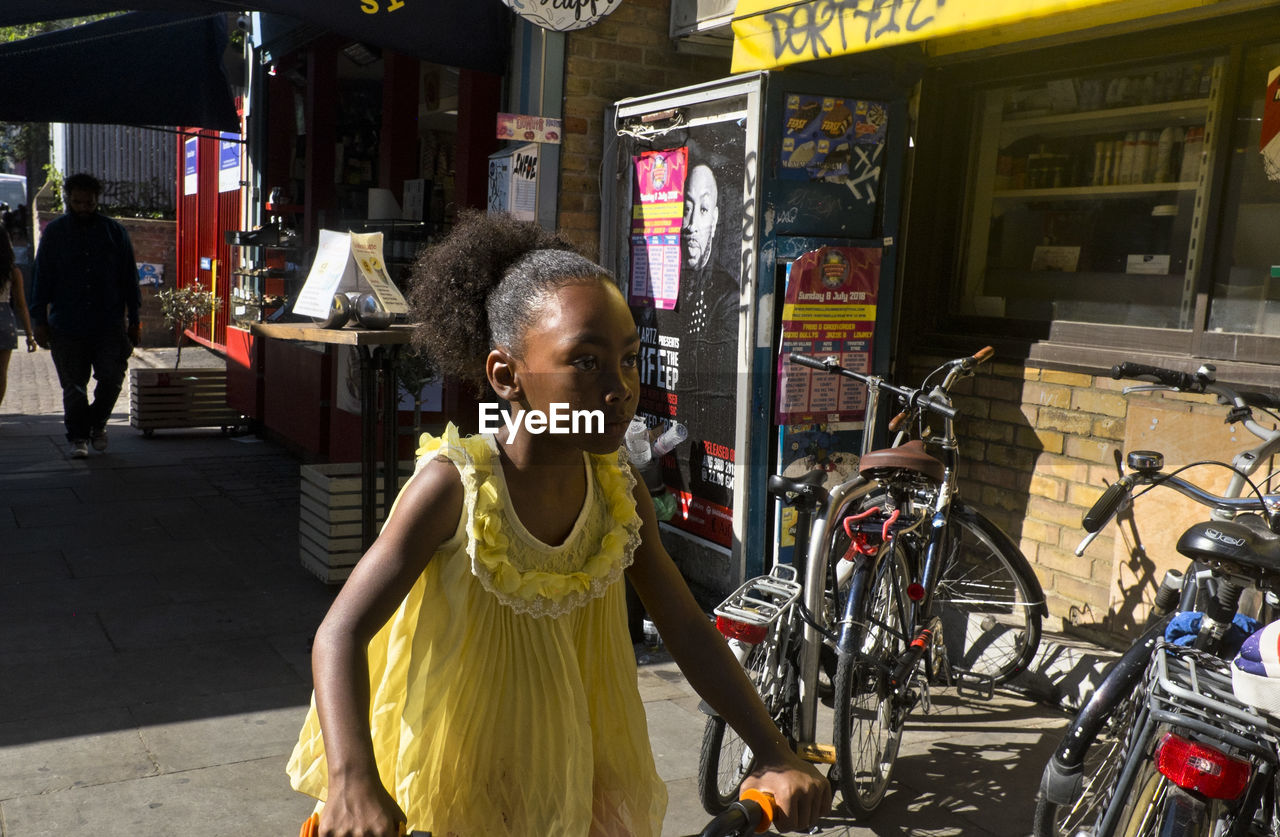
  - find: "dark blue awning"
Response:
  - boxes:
[0,12,239,131]
[0,2,511,74]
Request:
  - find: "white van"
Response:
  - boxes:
[0,172,26,211]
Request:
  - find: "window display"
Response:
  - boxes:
[962,57,1222,329]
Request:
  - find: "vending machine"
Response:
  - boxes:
[602,71,910,595]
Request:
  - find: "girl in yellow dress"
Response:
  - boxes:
[287,212,829,836]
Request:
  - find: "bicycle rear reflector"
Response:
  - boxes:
[1155,732,1250,799]
[716,615,768,645]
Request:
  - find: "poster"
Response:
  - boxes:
[511,144,538,221]
[496,113,562,144]
[1263,64,1280,182]
[183,137,198,196]
[630,126,744,547]
[293,230,409,319]
[218,133,241,193]
[775,246,880,425]
[780,95,887,181]
[629,148,687,310]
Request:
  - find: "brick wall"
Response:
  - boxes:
[558,0,727,259]
[36,210,176,348]
[911,354,1250,643]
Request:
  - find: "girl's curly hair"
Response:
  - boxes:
[408,210,612,386]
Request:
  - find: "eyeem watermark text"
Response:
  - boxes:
[479,402,604,443]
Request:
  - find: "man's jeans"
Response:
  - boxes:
[49,325,132,442]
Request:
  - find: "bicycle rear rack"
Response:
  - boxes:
[714,565,803,628]
[1149,641,1280,761]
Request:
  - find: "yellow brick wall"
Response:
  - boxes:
[557,0,727,260]
[910,354,1265,639]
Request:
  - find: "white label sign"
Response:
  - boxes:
[294,230,410,319]
[501,0,623,31]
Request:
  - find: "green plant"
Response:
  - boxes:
[395,348,438,436]
[42,165,62,213]
[157,282,215,368]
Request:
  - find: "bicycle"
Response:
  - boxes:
[1033,360,1280,836]
[697,348,1046,819]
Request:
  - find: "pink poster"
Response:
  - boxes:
[775,246,880,425]
[629,147,687,309]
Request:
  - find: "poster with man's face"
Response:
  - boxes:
[631,121,745,547]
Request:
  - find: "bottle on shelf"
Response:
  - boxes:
[1154,127,1179,183]
[1118,132,1138,184]
[1180,126,1204,183]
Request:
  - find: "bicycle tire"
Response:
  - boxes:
[833,543,911,818]
[696,637,794,813]
[935,501,1043,686]
[1032,673,1145,836]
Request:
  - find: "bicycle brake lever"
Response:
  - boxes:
[1074,528,1101,557]
[1121,385,1178,395]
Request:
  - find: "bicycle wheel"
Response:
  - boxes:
[935,501,1043,685]
[1032,684,1144,835]
[697,635,794,813]
[833,543,911,818]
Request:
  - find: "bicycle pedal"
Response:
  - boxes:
[953,669,995,700]
[797,743,836,764]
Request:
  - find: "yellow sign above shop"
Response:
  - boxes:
[730,0,1221,72]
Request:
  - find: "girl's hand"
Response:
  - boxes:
[319,777,406,837]
[25,334,36,352]
[743,754,831,833]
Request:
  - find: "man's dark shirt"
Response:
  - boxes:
[30,212,140,334]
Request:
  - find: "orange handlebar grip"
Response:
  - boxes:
[973,346,995,363]
[740,788,776,833]
[888,410,909,432]
[299,813,320,837]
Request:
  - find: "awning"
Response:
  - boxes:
[0,1,511,75]
[730,0,1249,72]
[0,12,239,131]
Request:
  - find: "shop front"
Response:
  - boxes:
[722,0,1280,631]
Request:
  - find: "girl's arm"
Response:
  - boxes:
[9,266,34,351]
[310,458,465,837]
[625,479,831,833]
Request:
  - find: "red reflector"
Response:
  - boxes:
[716,615,768,645]
[906,583,926,601]
[1155,732,1250,800]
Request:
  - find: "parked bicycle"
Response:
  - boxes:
[1033,361,1280,836]
[698,348,1047,820]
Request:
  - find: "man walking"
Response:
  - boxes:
[29,173,140,458]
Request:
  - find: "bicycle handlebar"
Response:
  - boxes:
[697,790,775,837]
[1082,476,1133,534]
[1111,362,1201,392]
[789,352,959,420]
[1111,361,1280,412]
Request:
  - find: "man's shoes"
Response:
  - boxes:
[90,428,108,452]
[70,440,89,459]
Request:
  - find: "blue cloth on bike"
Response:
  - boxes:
[1164,611,1261,656]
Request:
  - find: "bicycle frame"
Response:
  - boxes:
[791,362,968,745]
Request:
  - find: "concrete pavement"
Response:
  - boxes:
[0,343,1113,836]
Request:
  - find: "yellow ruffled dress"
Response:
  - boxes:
[287,425,667,836]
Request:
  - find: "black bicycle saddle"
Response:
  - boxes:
[1177,515,1280,579]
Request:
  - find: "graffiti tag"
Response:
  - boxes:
[764,0,943,62]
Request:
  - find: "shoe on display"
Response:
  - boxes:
[90,428,108,452]
[70,440,89,459]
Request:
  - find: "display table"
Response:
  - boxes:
[251,322,414,551]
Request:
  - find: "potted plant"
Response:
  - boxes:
[129,281,242,435]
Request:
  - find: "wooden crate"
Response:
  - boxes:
[129,368,244,434]
[299,462,412,583]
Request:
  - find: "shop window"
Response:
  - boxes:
[1208,42,1280,336]
[948,38,1280,365]
[960,56,1220,331]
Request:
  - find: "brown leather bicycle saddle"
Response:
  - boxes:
[858,439,945,484]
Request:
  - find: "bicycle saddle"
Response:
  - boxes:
[1177,515,1280,579]
[766,469,828,512]
[858,439,944,484]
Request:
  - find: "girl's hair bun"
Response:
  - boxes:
[408,210,606,386]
